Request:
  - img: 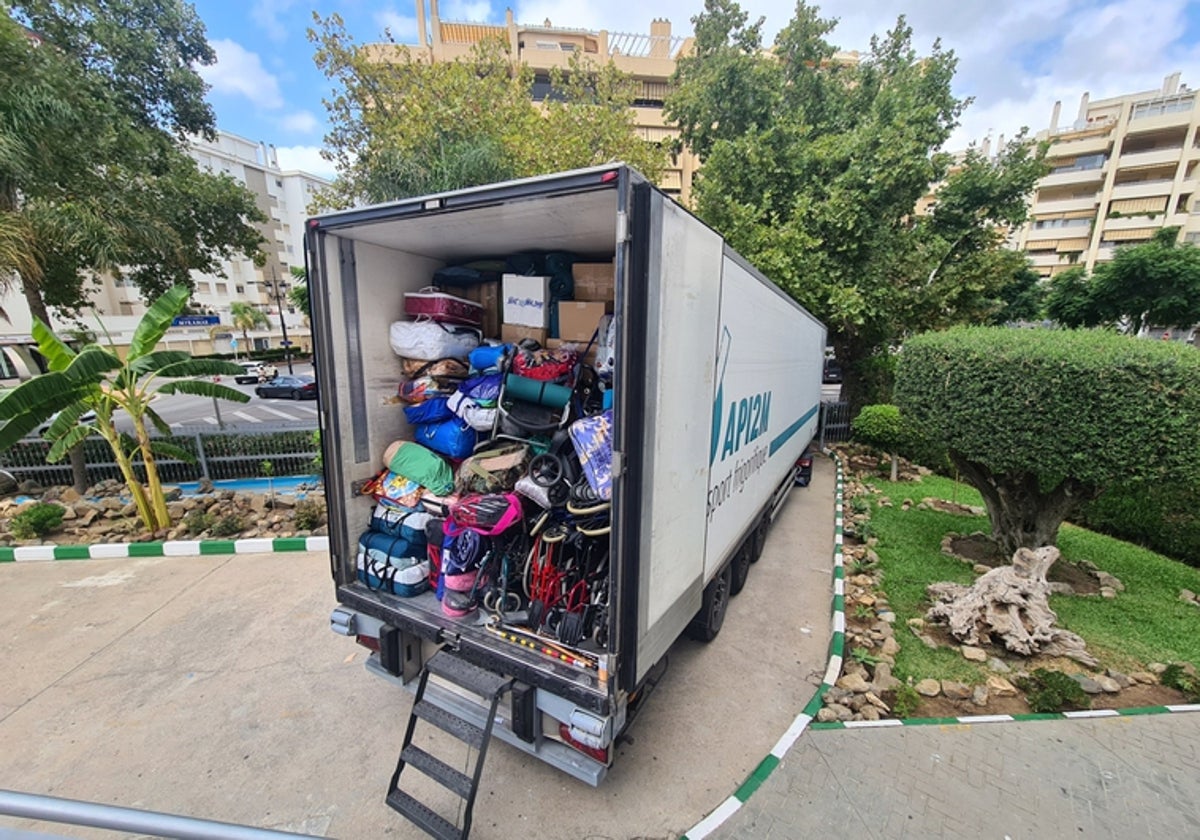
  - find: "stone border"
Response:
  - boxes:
[0,535,329,562]
[681,452,845,840]
[809,703,1200,730]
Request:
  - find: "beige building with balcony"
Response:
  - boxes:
[382,2,699,203]
[1014,72,1200,278]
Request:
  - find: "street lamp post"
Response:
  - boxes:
[265,266,294,375]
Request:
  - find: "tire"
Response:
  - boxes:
[291,390,302,400]
[730,543,752,596]
[685,562,732,642]
[750,518,768,563]
[255,388,266,398]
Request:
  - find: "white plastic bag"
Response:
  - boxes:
[389,318,480,361]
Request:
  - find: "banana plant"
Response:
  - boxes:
[0,285,249,532]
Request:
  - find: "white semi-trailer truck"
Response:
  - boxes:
[307,165,825,838]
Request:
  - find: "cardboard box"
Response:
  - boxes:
[572,262,615,302]
[502,274,551,328]
[501,323,548,346]
[546,337,597,367]
[437,280,500,337]
[557,301,612,342]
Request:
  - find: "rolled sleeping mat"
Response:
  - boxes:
[505,374,572,409]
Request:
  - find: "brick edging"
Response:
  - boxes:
[0,536,329,562]
[681,452,846,840]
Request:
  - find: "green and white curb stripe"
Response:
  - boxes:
[809,703,1200,729]
[682,453,846,840]
[0,536,329,562]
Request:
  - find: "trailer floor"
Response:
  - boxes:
[0,457,835,840]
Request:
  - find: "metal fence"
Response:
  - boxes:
[0,427,320,488]
[819,400,852,448]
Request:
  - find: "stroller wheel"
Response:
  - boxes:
[529,453,563,487]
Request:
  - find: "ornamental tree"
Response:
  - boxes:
[851,404,905,481]
[895,326,1200,557]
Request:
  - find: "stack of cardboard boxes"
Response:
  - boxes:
[490,263,614,365]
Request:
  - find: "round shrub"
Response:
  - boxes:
[852,404,905,453]
[10,502,66,539]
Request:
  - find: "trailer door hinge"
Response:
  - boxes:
[616,211,629,244]
[611,451,625,478]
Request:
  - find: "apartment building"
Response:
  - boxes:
[384,2,699,203]
[1014,73,1200,279]
[0,131,330,380]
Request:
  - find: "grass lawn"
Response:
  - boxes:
[863,474,1200,683]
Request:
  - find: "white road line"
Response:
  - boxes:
[258,406,301,421]
[232,411,261,423]
[295,405,319,414]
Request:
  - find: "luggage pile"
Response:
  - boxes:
[356,254,618,668]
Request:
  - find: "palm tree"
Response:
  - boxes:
[229,301,268,359]
[0,285,249,531]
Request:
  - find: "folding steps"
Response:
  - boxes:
[386,649,513,840]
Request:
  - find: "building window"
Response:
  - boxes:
[1130,94,1195,120]
[1033,218,1091,230]
[559,42,576,52]
[1185,232,1200,244]
[535,40,559,50]
[1050,154,1106,174]
[235,285,245,294]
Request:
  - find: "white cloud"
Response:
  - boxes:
[442,1,494,22]
[200,39,284,110]
[252,0,296,43]
[374,9,420,42]
[280,110,320,135]
[275,145,338,180]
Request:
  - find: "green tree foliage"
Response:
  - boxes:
[308,16,667,207]
[0,2,264,325]
[1045,228,1200,334]
[851,403,905,480]
[229,301,268,350]
[895,327,1200,557]
[0,285,248,531]
[665,1,1048,406]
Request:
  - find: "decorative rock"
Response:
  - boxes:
[1048,582,1076,596]
[876,611,896,625]
[941,681,972,700]
[971,685,989,707]
[1129,671,1157,685]
[864,692,890,712]
[986,675,1018,697]
[850,574,875,586]
[872,662,902,693]
[916,633,940,650]
[816,707,840,723]
[1096,572,1123,592]
[859,705,881,722]
[1100,587,1117,599]
[907,618,925,630]
[824,687,852,706]
[858,594,876,607]
[988,657,1011,673]
[59,487,82,503]
[831,703,855,721]
[1093,675,1121,693]
[1180,589,1198,604]
[1148,663,1168,675]
[836,672,872,693]
[844,660,868,678]
[59,506,77,521]
[961,645,988,662]
[1071,674,1104,694]
[915,679,941,697]
[972,564,991,575]
[881,637,901,657]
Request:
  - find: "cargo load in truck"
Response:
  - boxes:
[306,165,825,834]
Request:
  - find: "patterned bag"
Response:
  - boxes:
[511,343,578,382]
[568,409,613,501]
[455,442,529,494]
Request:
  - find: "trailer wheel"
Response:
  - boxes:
[730,543,752,596]
[749,518,769,563]
[686,562,732,642]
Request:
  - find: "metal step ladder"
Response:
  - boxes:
[386,649,513,840]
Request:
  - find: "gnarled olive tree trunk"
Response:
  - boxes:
[950,453,1093,558]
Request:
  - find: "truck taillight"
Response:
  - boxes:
[355,634,380,652]
[559,723,609,764]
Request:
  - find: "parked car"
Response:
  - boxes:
[822,358,843,384]
[234,361,267,384]
[256,375,317,400]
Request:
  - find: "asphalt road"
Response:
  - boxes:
[116,362,320,433]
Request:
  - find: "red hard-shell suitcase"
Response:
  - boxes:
[404,287,484,326]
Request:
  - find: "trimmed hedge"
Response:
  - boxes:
[896,327,1200,489]
[1078,480,1200,567]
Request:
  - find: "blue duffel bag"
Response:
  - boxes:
[404,396,455,425]
[357,530,430,597]
[369,503,431,545]
[414,417,477,460]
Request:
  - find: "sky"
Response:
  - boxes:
[191,0,1200,181]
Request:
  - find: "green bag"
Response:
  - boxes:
[383,440,454,496]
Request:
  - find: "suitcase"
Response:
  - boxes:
[404,287,484,327]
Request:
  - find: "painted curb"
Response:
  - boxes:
[808,703,1200,730]
[0,535,329,562]
[680,452,845,840]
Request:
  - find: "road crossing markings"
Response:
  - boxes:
[258,406,302,421]
[233,411,262,423]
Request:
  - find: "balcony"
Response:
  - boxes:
[1040,166,1106,188]
[1110,179,1176,200]
[1117,147,1183,170]
[1027,252,1061,268]
[1031,195,1097,215]
[1103,214,1164,231]
[1047,134,1113,159]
